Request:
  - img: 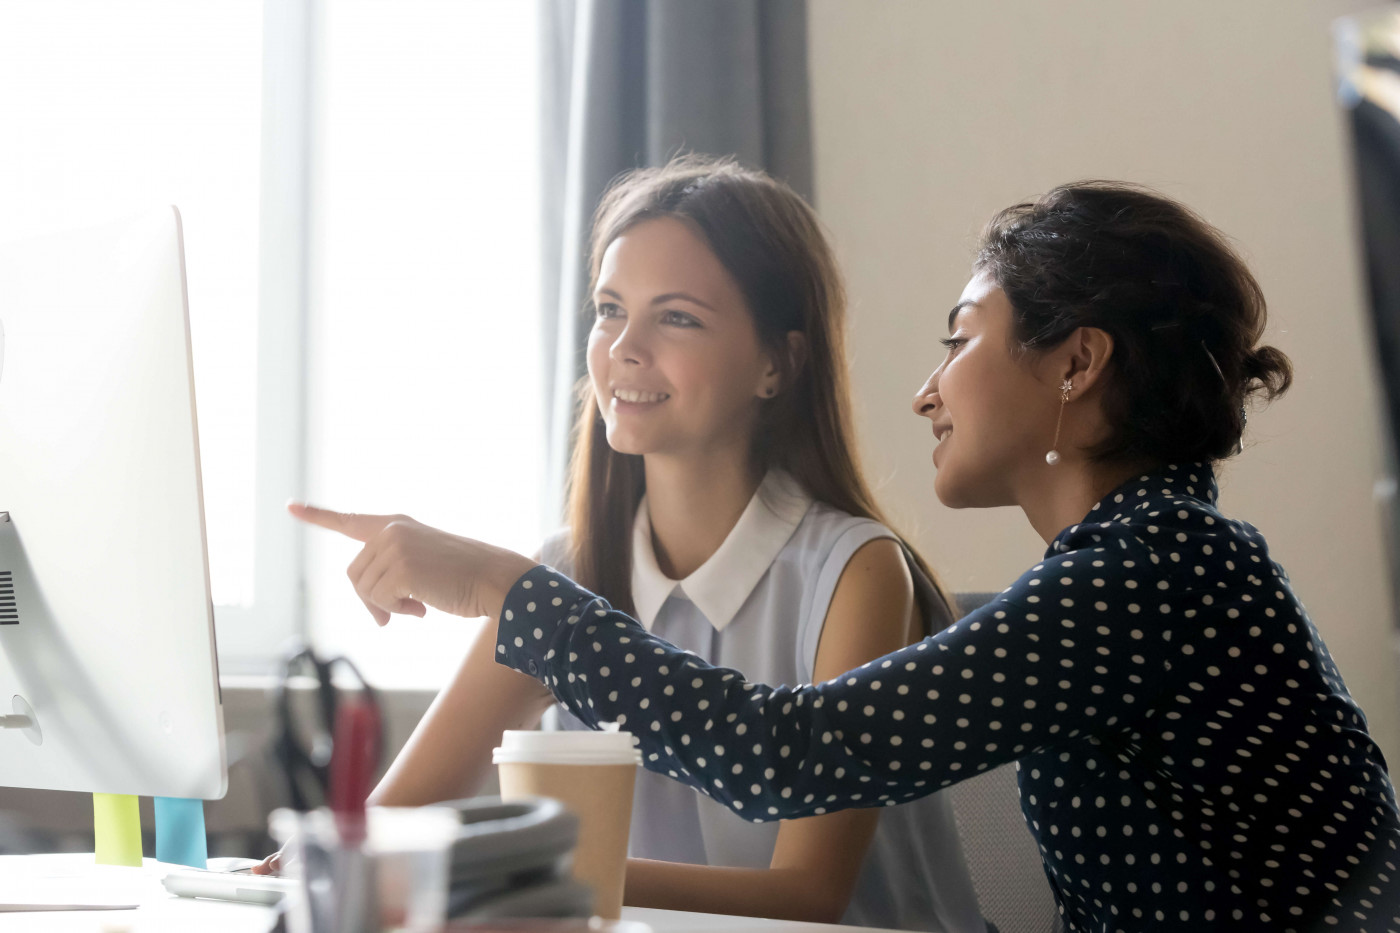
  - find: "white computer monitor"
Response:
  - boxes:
[0,207,226,800]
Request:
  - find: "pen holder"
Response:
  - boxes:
[272,806,460,933]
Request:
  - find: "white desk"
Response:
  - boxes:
[623,907,902,933]
[0,855,277,932]
[0,856,900,933]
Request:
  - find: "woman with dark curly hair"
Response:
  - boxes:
[300,181,1400,931]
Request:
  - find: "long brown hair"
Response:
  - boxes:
[564,155,952,626]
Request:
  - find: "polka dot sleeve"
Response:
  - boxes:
[497,520,1168,818]
[497,463,1400,930]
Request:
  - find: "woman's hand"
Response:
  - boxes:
[250,848,283,875]
[288,503,537,625]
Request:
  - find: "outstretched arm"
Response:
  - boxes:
[497,525,1165,820]
[270,502,1163,822]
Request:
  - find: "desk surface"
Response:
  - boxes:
[0,855,277,932]
[623,907,901,933]
[0,855,900,933]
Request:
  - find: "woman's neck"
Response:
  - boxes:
[1019,457,1158,546]
[643,450,764,580]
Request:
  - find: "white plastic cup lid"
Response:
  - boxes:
[492,726,642,766]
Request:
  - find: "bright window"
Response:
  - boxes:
[0,1,544,686]
[306,0,543,687]
[0,1,263,608]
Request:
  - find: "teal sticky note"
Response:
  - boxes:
[154,796,208,868]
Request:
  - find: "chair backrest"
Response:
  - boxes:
[947,593,1062,933]
[945,763,1061,933]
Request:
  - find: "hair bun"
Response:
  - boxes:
[977,180,1294,464]
[1242,344,1293,402]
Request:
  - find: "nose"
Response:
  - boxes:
[609,320,649,367]
[912,367,940,419]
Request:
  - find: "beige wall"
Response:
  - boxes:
[809,0,1400,760]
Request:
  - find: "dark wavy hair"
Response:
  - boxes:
[975,181,1294,465]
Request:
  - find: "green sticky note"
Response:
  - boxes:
[93,793,143,867]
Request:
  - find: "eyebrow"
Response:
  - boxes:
[596,288,717,313]
[947,300,977,333]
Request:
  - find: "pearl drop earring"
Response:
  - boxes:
[1046,378,1073,466]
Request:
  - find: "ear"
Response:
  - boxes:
[1054,326,1114,397]
[757,331,808,398]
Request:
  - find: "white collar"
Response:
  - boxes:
[630,471,813,632]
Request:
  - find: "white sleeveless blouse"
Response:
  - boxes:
[542,472,986,933]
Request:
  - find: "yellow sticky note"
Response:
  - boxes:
[93,794,142,867]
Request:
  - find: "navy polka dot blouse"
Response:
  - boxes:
[497,462,1400,931]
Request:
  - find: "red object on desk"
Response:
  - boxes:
[328,693,381,843]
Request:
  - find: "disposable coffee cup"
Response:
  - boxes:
[493,728,641,920]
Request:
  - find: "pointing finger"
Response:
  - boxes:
[288,501,397,543]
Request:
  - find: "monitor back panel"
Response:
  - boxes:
[0,208,226,799]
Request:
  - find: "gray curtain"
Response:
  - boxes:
[539,0,813,527]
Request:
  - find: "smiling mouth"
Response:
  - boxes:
[933,426,953,443]
[613,388,671,404]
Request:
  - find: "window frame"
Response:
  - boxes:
[213,0,317,673]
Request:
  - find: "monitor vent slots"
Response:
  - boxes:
[0,571,16,624]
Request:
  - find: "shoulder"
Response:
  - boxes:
[809,536,915,679]
[1053,477,1271,594]
[798,503,951,625]
[792,501,949,616]
[794,507,916,636]
[779,502,901,595]
[828,537,913,602]
[789,500,891,558]
[1006,474,1279,639]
